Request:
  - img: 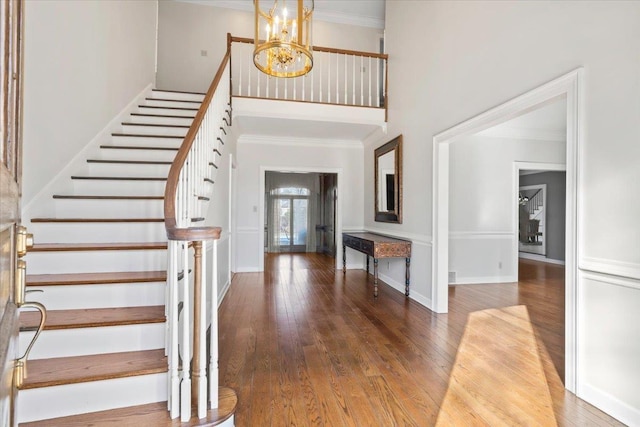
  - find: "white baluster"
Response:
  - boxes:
[197,240,207,419]
[238,49,242,97]
[336,52,339,104]
[276,77,279,99]
[344,54,347,105]
[168,240,180,418]
[209,240,219,409]
[368,56,372,106]
[360,56,364,106]
[327,52,331,104]
[310,67,314,102]
[352,55,356,105]
[302,74,306,101]
[180,243,191,422]
[377,57,380,107]
[319,55,323,103]
[285,77,288,100]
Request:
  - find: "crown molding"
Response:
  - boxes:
[238,134,363,148]
[173,0,385,29]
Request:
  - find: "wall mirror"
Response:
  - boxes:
[375,135,403,223]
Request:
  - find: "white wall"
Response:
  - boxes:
[372,1,640,423]
[157,1,383,92]
[23,0,157,205]
[235,137,364,272]
[449,135,565,283]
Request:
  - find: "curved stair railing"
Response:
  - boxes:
[164,35,233,422]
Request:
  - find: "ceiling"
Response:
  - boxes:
[175,0,386,28]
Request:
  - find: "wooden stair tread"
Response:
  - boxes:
[138,105,199,111]
[131,113,196,120]
[87,159,172,165]
[122,122,190,129]
[31,218,164,223]
[145,97,200,104]
[111,132,184,139]
[20,349,167,390]
[100,145,179,151]
[19,387,237,426]
[30,242,167,251]
[20,305,166,331]
[70,176,167,181]
[152,88,206,95]
[53,195,164,200]
[27,270,167,286]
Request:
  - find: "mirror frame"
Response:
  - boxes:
[374,135,403,223]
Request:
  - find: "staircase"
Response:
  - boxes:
[20,89,235,425]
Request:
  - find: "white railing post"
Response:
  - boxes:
[209,239,219,409]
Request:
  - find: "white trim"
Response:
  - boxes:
[580,257,640,282]
[518,252,565,265]
[578,382,639,427]
[432,68,583,394]
[22,83,154,217]
[238,134,362,148]
[581,269,640,292]
[259,166,344,272]
[364,227,432,246]
[450,275,518,285]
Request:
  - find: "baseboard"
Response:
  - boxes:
[578,382,639,427]
[218,278,231,308]
[450,276,518,285]
[235,267,262,273]
[377,272,433,310]
[519,252,565,265]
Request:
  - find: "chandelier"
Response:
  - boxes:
[253,0,314,78]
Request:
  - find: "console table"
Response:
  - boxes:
[342,232,412,298]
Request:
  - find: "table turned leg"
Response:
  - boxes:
[366,256,370,274]
[405,257,411,296]
[373,258,379,298]
[342,245,346,273]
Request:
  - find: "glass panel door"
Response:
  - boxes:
[277,198,291,247]
[292,199,308,247]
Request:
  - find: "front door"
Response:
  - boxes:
[1,1,25,425]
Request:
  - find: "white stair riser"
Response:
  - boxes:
[26,282,165,310]
[136,106,197,117]
[120,124,188,137]
[129,114,194,126]
[109,135,182,148]
[96,147,177,162]
[54,199,163,218]
[20,323,165,359]
[18,373,167,423]
[150,91,204,102]
[86,162,171,177]
[26,250,167,274]
[28,222,167,243]
[143,99,201,109]
[72,179,166,196]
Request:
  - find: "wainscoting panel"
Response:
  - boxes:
[577,268,640,426]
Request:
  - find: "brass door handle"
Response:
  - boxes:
[15,301,47,389]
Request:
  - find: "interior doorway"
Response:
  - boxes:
[433,69,583,392]
[264,171,337,256]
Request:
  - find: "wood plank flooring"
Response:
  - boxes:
[219,253,624,426]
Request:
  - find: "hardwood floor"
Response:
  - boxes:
[219,253,624,426]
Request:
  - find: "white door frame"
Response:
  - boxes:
[432,69,583,393]
[259,166,343,272]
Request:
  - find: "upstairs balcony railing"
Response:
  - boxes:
[230,36,388,117]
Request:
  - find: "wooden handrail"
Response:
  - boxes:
[230,35,388,60]
[163,47,231,242]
